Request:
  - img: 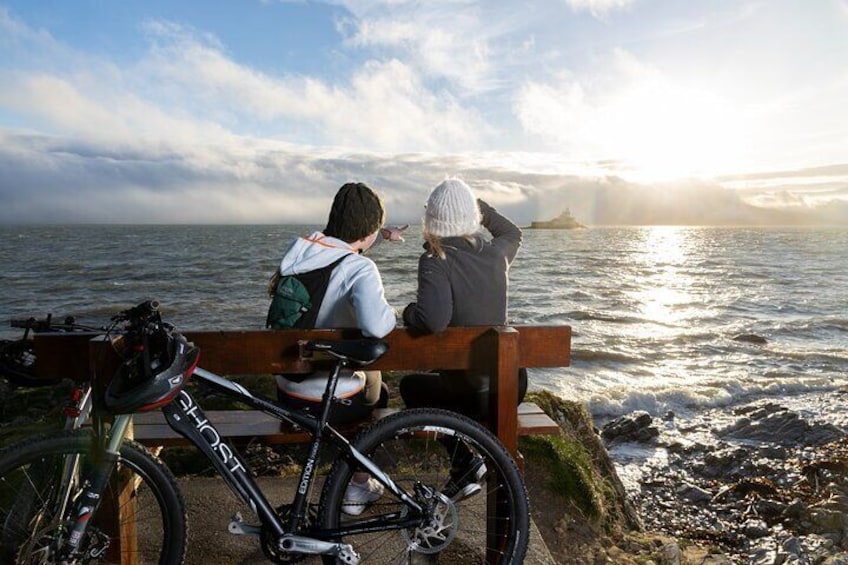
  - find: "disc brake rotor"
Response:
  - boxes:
[401,492,458,555]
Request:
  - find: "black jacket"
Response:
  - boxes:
[403,200,522,333]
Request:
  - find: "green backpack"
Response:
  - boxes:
[266,255,349,329]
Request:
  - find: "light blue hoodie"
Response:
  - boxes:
[278,231,396,338]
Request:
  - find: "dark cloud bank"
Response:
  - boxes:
[1,133,845,226]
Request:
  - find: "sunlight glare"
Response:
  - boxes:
[601,83,746,182]
[631,227,694,333]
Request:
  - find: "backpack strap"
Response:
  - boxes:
[291,253,352,328]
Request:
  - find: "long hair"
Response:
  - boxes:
[424,232,446,260]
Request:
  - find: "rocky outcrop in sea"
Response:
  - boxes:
[603,393,848,564]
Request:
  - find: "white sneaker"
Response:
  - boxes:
[342,477,384,516]
[443,457,487,502]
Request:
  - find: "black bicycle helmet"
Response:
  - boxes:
[104,328,199,414]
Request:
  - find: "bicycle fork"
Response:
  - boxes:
[61,414,134,559]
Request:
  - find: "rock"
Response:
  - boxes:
[602,411,660,444]
[733,333,768,344]
[806,509,847,535]
[754,499,788,520]
[781,537,803,556]
[742,519,770,538]
[718,407,843,446]
[677,483,713,503]
[783,499,806,519]
[700,446,752,478]
[749,547,778,565]
[659,542,682,565]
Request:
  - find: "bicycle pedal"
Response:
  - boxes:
[228,512,261,536]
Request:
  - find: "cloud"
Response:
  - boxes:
[0,13,489,153]
[141,22,490,151]
[335,1,498,94]
[2,2,846,226]
[2,130,845,226]
[564,0,636,18]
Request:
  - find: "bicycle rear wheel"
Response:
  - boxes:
[0,430,186,564]
[319,408,529,564]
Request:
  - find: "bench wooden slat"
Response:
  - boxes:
[131,403,559,448]
[517,414,561,436]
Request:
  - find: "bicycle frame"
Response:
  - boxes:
[149,360,425,554]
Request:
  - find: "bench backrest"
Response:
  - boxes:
[34,326,571,379]
[32,325,571,455]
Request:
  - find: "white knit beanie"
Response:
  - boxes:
[424,179,481,238]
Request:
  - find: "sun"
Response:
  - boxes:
[599,81,748,182]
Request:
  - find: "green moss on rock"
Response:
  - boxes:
[524,390,642,532]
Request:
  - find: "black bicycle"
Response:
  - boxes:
[1,314,101,389]
[0,301,529,564]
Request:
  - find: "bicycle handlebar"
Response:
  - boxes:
[9,299,162,335]
[114,300,161,325]
[9,315,99,333]
[9,318,37,329]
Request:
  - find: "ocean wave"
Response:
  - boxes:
[570,348,644,364]
[582,377,844,420]
[564,310,664,325]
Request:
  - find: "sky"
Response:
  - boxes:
[1,0,847,225]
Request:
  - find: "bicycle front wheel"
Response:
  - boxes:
[0,430,186,564]
[320,408,529,564]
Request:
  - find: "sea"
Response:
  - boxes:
[2,224,847,426]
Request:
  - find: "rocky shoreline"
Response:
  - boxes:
[601,391,848,564]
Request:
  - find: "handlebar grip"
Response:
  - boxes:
[127,300,160,316]
[9,318,36,329]
[137,300,160,313]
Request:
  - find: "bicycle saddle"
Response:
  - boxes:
[305,338,388,366]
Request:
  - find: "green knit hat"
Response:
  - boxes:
[324,183,385,243]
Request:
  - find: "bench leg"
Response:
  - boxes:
[484,327,520,457]
[478,327,521,563]
[100,466,138,565]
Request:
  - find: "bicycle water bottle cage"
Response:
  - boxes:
[305,339,388,367]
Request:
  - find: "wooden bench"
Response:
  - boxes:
[35,325,570,464]
[33,324,569,564]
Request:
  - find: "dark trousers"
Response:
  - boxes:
[399,369,528,420]
[399,369,528,467]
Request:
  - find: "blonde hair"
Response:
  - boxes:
[424,232,446,260]
[423,230,476,260]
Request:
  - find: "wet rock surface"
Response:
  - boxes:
[607,394,848,564]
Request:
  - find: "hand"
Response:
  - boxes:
[380,225,409,242]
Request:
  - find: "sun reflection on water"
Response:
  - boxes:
[629,226,696,335]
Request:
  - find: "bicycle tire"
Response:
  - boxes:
[0,430,187,564]
[319,408,529,564]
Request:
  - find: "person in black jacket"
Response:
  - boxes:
[400,177,528,502]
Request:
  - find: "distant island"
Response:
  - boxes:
[528,208,586,229]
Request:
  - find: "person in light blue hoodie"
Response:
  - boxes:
[270,182,398,416]
[269,182,400,515]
